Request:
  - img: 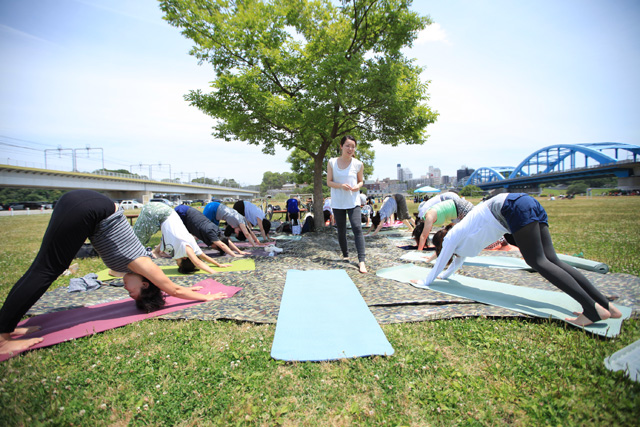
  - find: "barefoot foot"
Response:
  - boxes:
[566,303,611,326]
[359,262,367,274]
[10,326,41,337]
[608,303,623,319]
[0,337,44,355]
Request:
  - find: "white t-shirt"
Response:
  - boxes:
[323,198,332,212]
[160,211,203,260]
[329,157,363,209]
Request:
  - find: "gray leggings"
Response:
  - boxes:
[334,207,366,263]
[513,222,610,322]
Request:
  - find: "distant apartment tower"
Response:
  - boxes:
[397,164,412,181]
[428,166,442,187]
[456,166,475,186]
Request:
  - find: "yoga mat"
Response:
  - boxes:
[271,270,394,361]
[159,258,255,276]
[272,235,302,241]
[557,253,609,274]
[376,264,632,338]
[95,258,255,280]
[203,248,274,258]
[604,338,640,382]
[462,256,533,270]
[1,279,242,361]
[397,244,435,251]
[463,255,609,274]
[400,251,435,263]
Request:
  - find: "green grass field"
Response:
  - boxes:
[0,197,639,425]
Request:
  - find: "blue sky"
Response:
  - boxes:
[1,0,638,185]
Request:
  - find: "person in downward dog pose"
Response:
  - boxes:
[0,190,226,355]
[175,204,250,257]
[412,191,474,251]
[368,193,416,236]
[133,202,231,275]
[412,193,621,327]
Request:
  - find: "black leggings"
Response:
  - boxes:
[0,190,115,333]
[334,207,366,263]
[513,222,610,322]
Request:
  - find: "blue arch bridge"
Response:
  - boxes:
[464,142,640,192]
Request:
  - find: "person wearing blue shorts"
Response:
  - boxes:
[413,193,622,326]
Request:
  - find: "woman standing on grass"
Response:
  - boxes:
[0,190,226,356]
[327,135,367,274]
[411,193,621,326]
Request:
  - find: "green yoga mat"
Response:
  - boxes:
[376,263,631,338]
[461,255,609,274]
[96,258,255,280]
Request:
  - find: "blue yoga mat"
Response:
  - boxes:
[376,264,631,338]
[271,270,395,361]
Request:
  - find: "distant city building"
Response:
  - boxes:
[396,164,412,181]
[457,166,475,185]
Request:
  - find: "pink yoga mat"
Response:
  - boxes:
[1,279,243,362]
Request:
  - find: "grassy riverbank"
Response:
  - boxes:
[1,196,639,425]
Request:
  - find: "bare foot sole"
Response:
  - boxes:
[0,337,44,355]
[359,262,367,274]
[10,326,41,336]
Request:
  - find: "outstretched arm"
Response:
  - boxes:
[197,251,231,268]
[184,246,219,274]
[128,257,224,301]
[417,212,437,251]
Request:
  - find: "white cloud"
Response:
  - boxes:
[415,23,450,45]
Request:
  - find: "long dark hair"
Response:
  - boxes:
[135,278,166,313]
[412,220,425,246]
[177,257,197,274]
[432,223,456,263]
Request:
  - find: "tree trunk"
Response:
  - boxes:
[313,155,326,230]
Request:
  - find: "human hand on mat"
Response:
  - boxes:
[214,263,232,268]
[200,291,228,301]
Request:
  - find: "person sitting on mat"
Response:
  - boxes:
[174,205,250,257]
[367,194,416,236]
[412,192,474,251]
[132,202,231,275]
[411,193,622,327]
[327,135,367,274]
[203,201,261,247]
[232,200,273,242]
[0,190,228,356]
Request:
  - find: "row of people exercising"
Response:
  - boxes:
[0,191,272,355]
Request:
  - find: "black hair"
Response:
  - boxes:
[432,223,456,265]
[340,135,357,146]
[177,257,197,274]
[371,212,381,229]
[262,218,271,234]
[232,200,245,216]
[224,224,235,237]
[412,220,425,246]
[135,278,166,313]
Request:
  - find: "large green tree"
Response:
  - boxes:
[161,0,438,227]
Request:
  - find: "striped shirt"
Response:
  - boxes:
[90,209,148,273]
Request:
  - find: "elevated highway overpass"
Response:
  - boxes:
[0,164,259,202]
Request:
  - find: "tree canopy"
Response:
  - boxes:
[161,0,438,226]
